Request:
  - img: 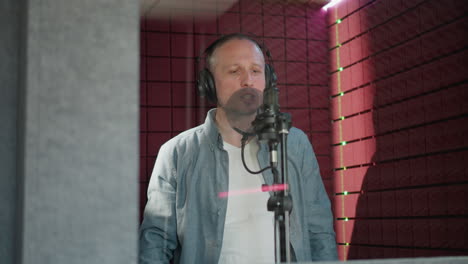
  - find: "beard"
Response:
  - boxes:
[218,87,263,117]
[217,87,263,132]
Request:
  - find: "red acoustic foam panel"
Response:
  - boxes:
[288,109,310,132]
[147,133,172,157]
[352,141,367,165]
[140,133,147,157]
[348,12,361,39]
[194,34,218,55]
[286,17,306,39]
[171,58,195,82]
[439,51,468,87]
[147,82,171,107]
[339,43,351,68]
[404,67,423,97]
[368,219,383,245]
[338,18,350,43]
[264,38,286,61]
[447,218,468,249]
[444,152,466,182]
[139,156,147,182]
[308,63,328,86]
[381,219,398,246]
[278,84,288,108]
[171,34,195,57]
[340,92,353,118]
[218,13,240,34]
[310,109,330,132]
[353,219,370,245]
[194,12,217,34]
[146,18,170,32]
[310,132,331,156]
[335,219,354,244]
[286,85,309,108]
[140,31,147,55]
[309,85,328,108]
[140,108,147,132]
[307,15,327,41]
[263,16,285,38]
[430,218,448,248]
[172,108,196,132]
[340,143,353,167]
[286,62,307,84]
[446,184,468,215]
[308,40,328,63]
[240,0,261,13]
[241,14,263,36]
[428,186,448,216]
[171,82,195,107]
[147,33,170,56]
[171,14,193,33]
[147,108,172,132]
[140,82,147,106]
[351,88,365,114]
[147,58,171,81]
[263,1,284,15]
[140,57,147,81]
[317,155,332,178]
[286,39,307,61]
[349,38,363,65]
[395,189,412,216]
[287,3,308,16]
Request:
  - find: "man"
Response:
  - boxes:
[139,34,337,264]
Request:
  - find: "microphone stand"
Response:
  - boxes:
[252,82,292,263]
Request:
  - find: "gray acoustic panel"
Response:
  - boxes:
[10,1,140,264]
[0,0,22,263]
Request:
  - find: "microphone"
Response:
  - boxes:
[252,68,281,167]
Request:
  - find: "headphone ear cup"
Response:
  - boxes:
[197,68,217,104]
[264,64,277,89]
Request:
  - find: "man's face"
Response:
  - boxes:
[211,39,266,116]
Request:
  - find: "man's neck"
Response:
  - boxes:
[215,107,255,148]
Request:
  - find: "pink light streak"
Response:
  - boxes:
[218,184,288,198]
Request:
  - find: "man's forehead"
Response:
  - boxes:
[211,38,265,65]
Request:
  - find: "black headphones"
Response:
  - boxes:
[196,33,277,104]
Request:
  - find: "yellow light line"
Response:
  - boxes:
[333,7,347,261]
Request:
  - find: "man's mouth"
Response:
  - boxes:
[241,93,255,100]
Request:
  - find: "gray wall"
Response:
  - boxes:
[1,1,140,263]
[0,0,22,263]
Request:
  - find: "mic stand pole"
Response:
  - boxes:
[266,112,292,264]
[252,77,292,263]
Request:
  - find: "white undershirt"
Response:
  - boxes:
[218,139,275,264]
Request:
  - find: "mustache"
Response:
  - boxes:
[234,87,262,98]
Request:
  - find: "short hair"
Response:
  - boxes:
[203,33,265,71]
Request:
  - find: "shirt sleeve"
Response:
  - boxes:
[139,142,178,264]
[297,130,338,261]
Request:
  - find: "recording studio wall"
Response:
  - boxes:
[327,0,468,260]
[139,1,332,221]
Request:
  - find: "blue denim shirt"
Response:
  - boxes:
[139,109,337,263]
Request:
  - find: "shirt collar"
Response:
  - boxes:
[203,109,224,150]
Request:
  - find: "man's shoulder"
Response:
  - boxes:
[161,123,208,152]
[288,127,309,144]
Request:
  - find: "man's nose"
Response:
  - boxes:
[240,71,254,87]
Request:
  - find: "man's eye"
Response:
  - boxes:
[229,70,239,74]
